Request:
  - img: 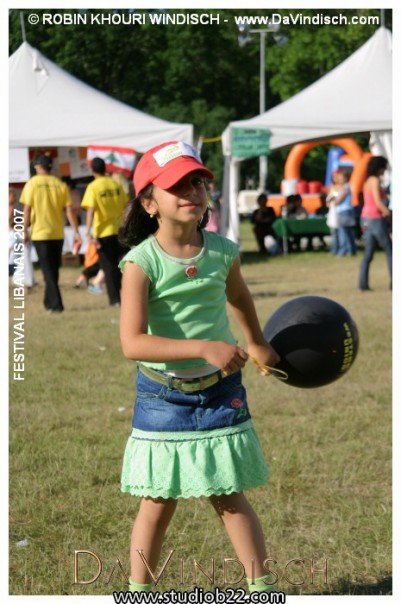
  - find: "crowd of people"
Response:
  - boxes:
[9,155,129,312]
[8,152,392,313]
[250,159,392,291]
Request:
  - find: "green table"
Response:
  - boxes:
[273,218,330,253]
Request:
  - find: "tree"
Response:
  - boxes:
[9,8,391,189]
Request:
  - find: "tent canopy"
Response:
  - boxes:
[221,27,392,242]
[223,27,392,154]
[9,42,193,150]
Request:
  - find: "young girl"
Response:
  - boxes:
[118,141,280,594]
[325,171,340,255]
[333,168,357,256]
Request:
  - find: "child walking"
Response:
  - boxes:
[118,141,280,594]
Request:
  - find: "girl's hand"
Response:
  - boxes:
[248,342,280,375]
[201,341,248,374]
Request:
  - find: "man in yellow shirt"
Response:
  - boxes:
[81,158,128,306]
[21,155,81,313]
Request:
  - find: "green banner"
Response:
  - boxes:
[231,127,271,158]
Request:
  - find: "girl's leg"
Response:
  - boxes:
[358,228,376,290]
[375,219,393,287]
[345,226,357,255]
[209,492,268,580]
[337,227,347,256]
[330,228,339,255]
[74,273,86,287]
[130,497,178,584]
[92,268,105,286]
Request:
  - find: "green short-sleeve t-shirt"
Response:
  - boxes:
[119,230,240,370]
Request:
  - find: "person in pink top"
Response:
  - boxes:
[358,156,392,291]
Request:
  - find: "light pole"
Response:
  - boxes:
[258,30,268,192]
[238,23,287,191]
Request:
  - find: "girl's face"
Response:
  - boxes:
[144,171,209,223]
[337,172,347,185]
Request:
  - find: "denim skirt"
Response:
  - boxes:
[121,369,268,499]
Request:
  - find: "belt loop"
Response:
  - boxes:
[167,375,173,389]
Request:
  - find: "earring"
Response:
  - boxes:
[149,213,156,218]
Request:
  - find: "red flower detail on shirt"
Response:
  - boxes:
[231,398,243,409]
[185,265,198,278]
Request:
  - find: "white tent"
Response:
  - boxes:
[9,42,193,150]
[222,27,392,241]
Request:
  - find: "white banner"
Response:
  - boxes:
[70,158,92,179]
[57,146,79,163]
[9,148,30,183]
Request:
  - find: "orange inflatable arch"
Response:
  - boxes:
[284,138,371,205]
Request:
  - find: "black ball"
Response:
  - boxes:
[263,296,359,388]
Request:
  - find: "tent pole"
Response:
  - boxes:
[380,9,385,26]
[259,31,268,191]
[227,159,240,243]
[20,12,27,43]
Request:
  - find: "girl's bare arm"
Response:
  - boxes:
[226,258,279,368]
[368,177,390,216]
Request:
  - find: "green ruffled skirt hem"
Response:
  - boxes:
[121,419,268,499]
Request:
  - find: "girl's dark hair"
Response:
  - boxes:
[118,185,157,247]
[338,167,351,181]
[118,184,209,248]
[366,156,388,178]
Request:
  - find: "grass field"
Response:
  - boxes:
[9,223,392,596]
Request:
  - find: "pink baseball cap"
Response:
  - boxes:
[133,141,214,196]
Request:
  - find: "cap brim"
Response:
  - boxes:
[153,157,214,190]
